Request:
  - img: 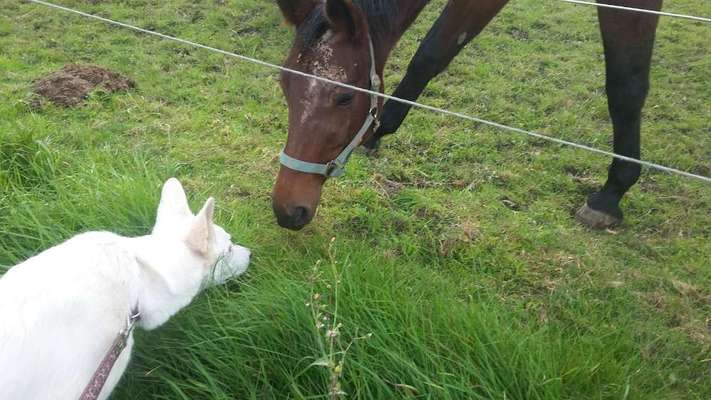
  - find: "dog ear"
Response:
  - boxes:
[277,0,319,26]
[155,178,192,231]
[325,0,365,39]
[185,197,215,256]
[156,178,191,224]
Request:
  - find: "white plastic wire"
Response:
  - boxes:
[26,0,711,184]
[558,0,711,23]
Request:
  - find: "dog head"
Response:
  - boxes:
[152,178,250,286]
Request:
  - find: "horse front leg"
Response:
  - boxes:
[576,0,662,229]
[363,0,510,150]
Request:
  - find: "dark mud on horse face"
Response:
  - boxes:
[272,0,378,230]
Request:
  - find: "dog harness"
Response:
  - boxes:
[79,307,141,400]
[279,36,381,178]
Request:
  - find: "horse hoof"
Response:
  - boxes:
[575,203,621,230]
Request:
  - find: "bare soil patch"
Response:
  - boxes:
[33,64,135,107]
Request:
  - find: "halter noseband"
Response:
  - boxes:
[279,37,381,178]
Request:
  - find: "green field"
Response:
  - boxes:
[1,0,710,398]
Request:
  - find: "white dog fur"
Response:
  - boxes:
[0,178,250,400]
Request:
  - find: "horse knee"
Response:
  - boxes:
[607,76,650,117]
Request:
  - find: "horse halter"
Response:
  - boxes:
[279,36,381,178]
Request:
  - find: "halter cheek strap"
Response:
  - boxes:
[279,37,381,178]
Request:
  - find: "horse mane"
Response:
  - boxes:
[297,0,398,50]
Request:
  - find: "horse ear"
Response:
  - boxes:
[277,0,318,26]
[325,0,365,39]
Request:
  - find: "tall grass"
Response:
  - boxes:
[0,131,57,190]
[0,148,160,267]
[110,242,660,400]
[1,161,655,399]
[2,0,709,398]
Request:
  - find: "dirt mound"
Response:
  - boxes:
[33,64,135,107]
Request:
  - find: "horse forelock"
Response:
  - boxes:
[296,0,398,52]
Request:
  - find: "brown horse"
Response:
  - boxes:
[272,0,662,230]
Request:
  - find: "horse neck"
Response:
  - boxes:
[369,0,430,68]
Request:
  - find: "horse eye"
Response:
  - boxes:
[335,93,354,106]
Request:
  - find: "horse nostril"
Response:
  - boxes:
[293,206,310,226]
[274,204,312,230]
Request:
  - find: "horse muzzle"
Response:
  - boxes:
[272,166,324,230]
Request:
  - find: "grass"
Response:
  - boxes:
[1,0,710,398]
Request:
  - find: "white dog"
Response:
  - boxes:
[0,178,250,400]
